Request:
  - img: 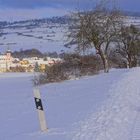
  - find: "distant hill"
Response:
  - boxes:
[124,11,140,17]
[0,16,71,53]
[0,16,71,29]
[0,14,139,54]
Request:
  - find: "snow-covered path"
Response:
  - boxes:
[0,68,140,140]
[0,71,124,140]
[132,112,140,140]
[73,68,140,140]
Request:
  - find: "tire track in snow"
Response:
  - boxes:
[72,68,140,140]
[131,112,140,140]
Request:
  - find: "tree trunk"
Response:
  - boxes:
[126,60,129,69]
[99,49,109,73]
[102,54,109,73]
[126,54,132,68]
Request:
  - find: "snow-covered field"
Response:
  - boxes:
[0,16,140,54]
[0,21,69,53]
[1,68,140,140]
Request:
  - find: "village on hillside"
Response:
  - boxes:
[0,49,62,72]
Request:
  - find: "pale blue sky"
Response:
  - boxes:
[0,0,140,11]
[0,0,139,21]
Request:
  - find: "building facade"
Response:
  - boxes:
[0,50,62,72]
[0,50,13,72]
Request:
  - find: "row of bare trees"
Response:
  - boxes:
[67,2,140,73]
[35,54,101,85]
[36,1,140,84]
[116,25,140,68]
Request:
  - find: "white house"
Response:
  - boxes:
[0,50,13,72]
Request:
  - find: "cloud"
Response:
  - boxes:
[0,8,69,21]
[0,0,140,12]
[0,0,91,9]
[117,0,140,12]
[0,0,139,21]
[0,0,94,21]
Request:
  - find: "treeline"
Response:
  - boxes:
[34,53,101,85]
[12,49,62,59]
[36,49,138,85]
[0,16,71,30]
[12,49,43,58]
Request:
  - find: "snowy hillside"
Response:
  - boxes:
[1,68,140,140]
[0,17,70,53]
[0,16,140,53]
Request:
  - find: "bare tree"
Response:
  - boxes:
[116,25,140,68]
[67,1,122,73]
